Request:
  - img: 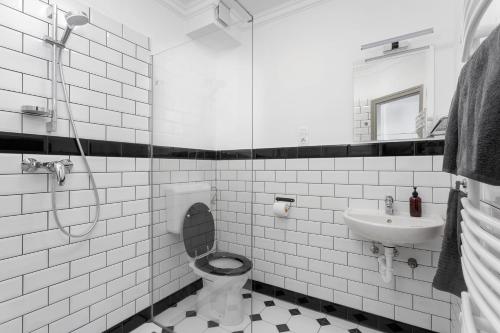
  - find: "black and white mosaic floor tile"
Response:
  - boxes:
[132,290,383,333]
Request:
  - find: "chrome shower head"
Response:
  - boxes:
[59,11,89,46]
[65,11,89,28]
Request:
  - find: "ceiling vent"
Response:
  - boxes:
[185,1,241,49]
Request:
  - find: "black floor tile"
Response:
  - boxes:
[276,324,290,332]
[249,314,262,321]
[264,300,275,307]
[186,310,196,317]
[289,308,301,316]
[317,318,330,326]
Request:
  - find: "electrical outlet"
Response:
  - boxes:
[297,127,309,146]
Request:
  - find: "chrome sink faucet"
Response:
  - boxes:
[385,196,394,215]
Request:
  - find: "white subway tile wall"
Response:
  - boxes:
[352,99,371,143]
[0,0,162,331]
[0,154,215,332]
[216,156,452,333]
[0,154,147,331]
[0,1,469,333]
[0,0,151,144]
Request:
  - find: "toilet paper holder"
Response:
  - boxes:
[275,197,295,203]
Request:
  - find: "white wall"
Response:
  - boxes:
[143,0,459,151]
[251,0,458,149]
[152,11,254,150]
[153,40,218,149]
[214,29,253,150]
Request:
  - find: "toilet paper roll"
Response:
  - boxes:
[273,202,290,218]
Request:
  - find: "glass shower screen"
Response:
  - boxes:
[149,5,254,333]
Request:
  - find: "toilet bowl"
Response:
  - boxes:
[165,183,252,326]
[191,253,251,326]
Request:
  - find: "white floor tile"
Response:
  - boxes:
[299,306,324,319]
[175,316,207,333]
[327,315,355,329]
[134,290,384,333]
[176,294,197,311]
[273,298,296,309]
[319,325,348,333]
[205,327,230,333]
[252,292,273,302]
[287,315,321,333]
[221,315,250,332]
[246,320,279,333]
[244,298,266,315]
[260,305,291,325]
[154,306,186,327]
[130,322,162,333]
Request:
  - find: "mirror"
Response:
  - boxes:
[353,47,434,142]
[371,85,423,141]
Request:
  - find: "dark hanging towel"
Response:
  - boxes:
[432,189,467,297]
[442,24,500,186]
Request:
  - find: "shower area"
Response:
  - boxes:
[148,1,256,332]
[0,0,256,331]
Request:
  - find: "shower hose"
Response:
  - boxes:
[52,48,100,238]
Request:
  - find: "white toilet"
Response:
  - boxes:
[165,183,252,326]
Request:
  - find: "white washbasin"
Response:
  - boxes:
[343,209,444,246]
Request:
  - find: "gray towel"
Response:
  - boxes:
[442,24,500,186]
[433,189,467,297]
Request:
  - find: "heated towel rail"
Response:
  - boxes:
[458,0,498,331]
[460,198,500,332]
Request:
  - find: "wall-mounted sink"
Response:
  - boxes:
[343,209,444,246]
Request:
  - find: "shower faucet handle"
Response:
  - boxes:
[51,159,73,186]
[21,158,41,172]
[57,159,74,173]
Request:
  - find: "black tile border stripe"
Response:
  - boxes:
[103,278,203,333]
[247,280,439,333]
[0,131,444,159]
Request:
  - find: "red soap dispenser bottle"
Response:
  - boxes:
[410,186,422,217]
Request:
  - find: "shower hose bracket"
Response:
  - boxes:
[43,36,66,49]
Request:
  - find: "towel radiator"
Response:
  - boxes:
[460,197,500,332]
[458,0,499,331]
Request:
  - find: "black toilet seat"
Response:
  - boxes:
[195,251,252,276]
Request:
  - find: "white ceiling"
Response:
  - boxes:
[237,0,294,15]
[161,0,298,16]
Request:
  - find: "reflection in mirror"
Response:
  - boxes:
[353,47,434,142]
[371,86,423,141]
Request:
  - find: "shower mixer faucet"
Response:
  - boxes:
[22,158,74,186]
